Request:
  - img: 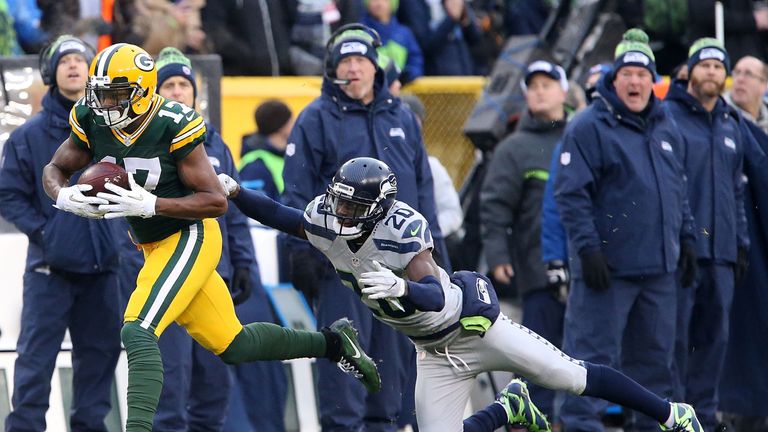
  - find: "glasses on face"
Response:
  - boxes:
[732,68,767,82]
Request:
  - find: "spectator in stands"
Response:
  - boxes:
[480,60,568,422]
[282,23,443,431]
[397,0,482,75]
[0,35,122,432]
[584,63,610,92]
[505,0,551,36]
[725,55,768,133]
[554,29,698,431]
[721,56,768,432]
[378,54,403,95]
[689,0,768,63]
[239,100,294,199]
[112,0,207,55]
[290,0,362,75]
[362,0,423,84]
[7,0,46,53]
[663,38,750,431]
[0,0,21,54]
[202,0,293,75]
[672,62,689,81]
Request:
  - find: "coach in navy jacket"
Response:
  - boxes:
[0,36,122,432]
[553,29,697,431]
[282,25,442,432]
[662,38,750,429]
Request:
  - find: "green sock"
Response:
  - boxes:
[219,322,327,364]
[121,321,163,432]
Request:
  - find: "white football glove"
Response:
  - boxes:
[359,261,407,300]
[217,173,239,197]
[54,184,109,219]
[97,172,157,219]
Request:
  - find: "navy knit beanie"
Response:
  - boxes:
[156,47,197,99]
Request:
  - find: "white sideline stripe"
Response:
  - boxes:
[140,223,198,329]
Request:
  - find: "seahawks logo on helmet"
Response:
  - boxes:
[320,157,398,239]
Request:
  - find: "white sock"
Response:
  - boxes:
[664,403,676,428]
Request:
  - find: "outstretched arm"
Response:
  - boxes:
[220,174,307,240]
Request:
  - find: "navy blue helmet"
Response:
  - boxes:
[320,157,398,238]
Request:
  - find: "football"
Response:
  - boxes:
[77,162,129,197]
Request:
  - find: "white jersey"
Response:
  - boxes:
[303,197,463,346]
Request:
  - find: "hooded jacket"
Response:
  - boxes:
[554,73,695,277]
[663,79,749,263]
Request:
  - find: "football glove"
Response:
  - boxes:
[97,172,157,219]
[359,261,406,300]
[218,173,239,197]
[579,250,610,291]
[54,184,109,219]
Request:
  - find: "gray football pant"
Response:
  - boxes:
[415,314,587,432]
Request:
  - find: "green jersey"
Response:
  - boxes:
[69,94,207,243]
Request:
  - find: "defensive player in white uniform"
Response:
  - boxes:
[219,157,704,432]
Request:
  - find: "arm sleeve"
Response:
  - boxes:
[541,141,569,262]
[219,142,256,269]
[736,122,756,250]
[675,130,697,244]
[404,275,445,312]
[480,141,521,269]
[0,133,46,240]
[743,120,768,248]
[232,187,304,238]
[554,123,603,254]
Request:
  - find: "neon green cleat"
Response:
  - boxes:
[660,403,704,432]
[495,379,552,432]
[329,318,382,393]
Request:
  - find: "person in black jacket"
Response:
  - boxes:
[480,60,569,423]
[688,0,768,63]
[0,35,123,432]
[201,0,295,75]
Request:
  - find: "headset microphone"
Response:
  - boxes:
[333,77,351,85]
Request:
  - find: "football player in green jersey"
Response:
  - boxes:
[42,43,381,432]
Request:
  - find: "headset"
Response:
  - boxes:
[323,23,382,86]
[38,35,96,86]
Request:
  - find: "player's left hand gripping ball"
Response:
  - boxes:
[360,261,406,299]
[97,172,157,219]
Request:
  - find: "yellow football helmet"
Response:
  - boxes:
[85,43,157,129]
